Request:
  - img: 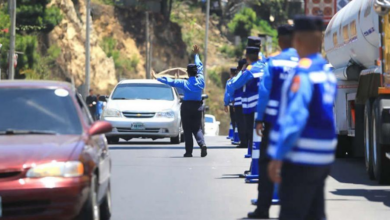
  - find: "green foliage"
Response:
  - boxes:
[219,43,245,59]
[15,0,62,34]
[100,37,139,78]
[208,69,222,87]
[228,7,257,39]
[92,0,115,6]
[26,44,62,80]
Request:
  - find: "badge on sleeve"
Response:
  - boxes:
[291,75,300,93]
[298,58,312,69]
[247,65,253,71]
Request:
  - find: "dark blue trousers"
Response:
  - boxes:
[181,101,205,154]
[279,162,331,220]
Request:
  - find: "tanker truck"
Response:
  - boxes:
[324,0,390,184]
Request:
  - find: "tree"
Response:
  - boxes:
[16,0,62,34]
[227,7,257,40]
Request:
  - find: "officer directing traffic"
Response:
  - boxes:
[247,24,298,219]
[267,16,337,220]
[157,45,207,158]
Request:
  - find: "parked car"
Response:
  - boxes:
[204,114,220,136]
[102,79,184,144]
[0,80,112,220]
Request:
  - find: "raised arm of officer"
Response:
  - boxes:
[194,45,204,75]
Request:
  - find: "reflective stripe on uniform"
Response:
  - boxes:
[267,100,279,107]
[253,72,264,78]
[271,60,298,68]
[265,108,277,116]
[296,138,337,151]
[234,101,242,106]
[247,94,259,102]
[286,151,335,164]
[242,102,258,108]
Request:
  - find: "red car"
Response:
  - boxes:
[0,81,113,220]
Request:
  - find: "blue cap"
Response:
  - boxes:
[187,64,197,75]
[247,36,261,47]
[230,67,237,73]
[246,47,260,55]
[277,24,294,36]
[293,15,323,32]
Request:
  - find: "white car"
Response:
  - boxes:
[102,79,184,144]
[204,114,220,136]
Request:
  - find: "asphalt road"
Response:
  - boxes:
[109,136,390,220]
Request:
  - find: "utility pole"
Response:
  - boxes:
[0,44,2,80]
[8,0,16,80]
[85,0,91,99]
[145,11,150,79]
[203,0,210,89]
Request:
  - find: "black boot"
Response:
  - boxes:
[183,153,193,157]
[201,146,207,157]
[247,211,269,219]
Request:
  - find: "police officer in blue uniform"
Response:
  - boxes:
[248,36,266,64]
[268,16,337,220]
[233,59,247,148]
[247,24,298,219]
[227,47,266,153]
[224,68,238,140]
[158,45,207,158]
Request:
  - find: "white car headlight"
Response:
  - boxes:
[26,161,84,178]
[103,108,122,117]
[156,111,175,118]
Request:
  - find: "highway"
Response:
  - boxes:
[109,136,390,220]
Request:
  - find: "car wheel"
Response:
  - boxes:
[171,135,180,144]
[78,174,100,220]
[107,137,119,145]
[99,182,112,220]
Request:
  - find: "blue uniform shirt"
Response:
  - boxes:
[268,53,338,165]
[256,48,299,123]
[224,78,233,106]
[157,54,205,101]
[227,61,266,113]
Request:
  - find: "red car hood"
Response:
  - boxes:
[0,135,83,171]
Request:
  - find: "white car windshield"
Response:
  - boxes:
[112,83,174,101]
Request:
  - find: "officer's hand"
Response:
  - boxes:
[224,106,228,113]
[268,160,283,183]
[255,122,264,137]
[193,45,200,54]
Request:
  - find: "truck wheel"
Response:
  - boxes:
[372,99,390,184]
[364,100,375,180]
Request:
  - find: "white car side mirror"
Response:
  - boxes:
[216,121,220,125]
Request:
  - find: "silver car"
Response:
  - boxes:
[102,79,183,144]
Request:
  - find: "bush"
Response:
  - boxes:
[227,7,257,40]
[208,69,222,88]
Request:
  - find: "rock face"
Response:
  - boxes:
[48,0,117,93]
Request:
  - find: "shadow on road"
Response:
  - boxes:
[331,189,390,207]
[109,146,237,150]
[330,158,377,186]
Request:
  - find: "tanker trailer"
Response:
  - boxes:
[324,0,390,184]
